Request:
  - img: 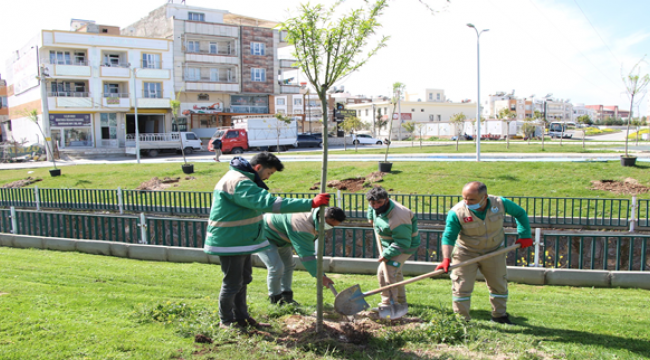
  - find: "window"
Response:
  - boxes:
[185,133,198,140]
[251,42,265,56]
[188,12,205,21]
[209,42,217,54]
[437,115,441,121]
[186,67,200,81]
[74,52,86,65]
[384,107,387,114]
[198,94,209,101]
[226,131,239,139]
[429,115,434,121]
[436,93,440,100]
[210,68,219,82]
[294,98,302,106]
[50,81,86,96]
[142,53,160,69]
[421,109,425,112]
[429,93,433,100]
[277,98,285,105]
[103,54,121,66]
[365,109,369,116]
[143,82,162,98]
[102,29,108,33]
[251,68,266,82]
[103,83,120,97]
[50,51,71,65]
[0,96,6,109]
[187,41,200,53]
[411,109,415,112]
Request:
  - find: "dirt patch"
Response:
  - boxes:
[135,177,181,191]
[184,176,197,181]
[310,171,390,192]
[590,178,650,195]
[194,334,213,344]
[0,293,8,296]
[1,177,42,189]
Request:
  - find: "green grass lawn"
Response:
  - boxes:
[0,247,648,360]
[1,161,649,200]
[314,143,623,155]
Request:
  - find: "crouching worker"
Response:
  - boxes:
[366,187,419,308]
[258,207,347,305]
[436,181,533,324]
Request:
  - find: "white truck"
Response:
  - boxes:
[125,132,203,157]
[208,116,298,154]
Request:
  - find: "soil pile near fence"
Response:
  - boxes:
[136,177,181,191]
[310,171,391,192]
[590,178,650,195]
[1,177,42,189]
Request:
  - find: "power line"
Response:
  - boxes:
[526,0,622,90]
[572,0,621,65]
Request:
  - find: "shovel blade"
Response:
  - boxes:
[378,303,408,320]
[334,284,369,315]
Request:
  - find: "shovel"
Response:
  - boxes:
[374,230,409,320]
[334,243,521,317]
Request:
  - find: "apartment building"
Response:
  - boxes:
[0,78,8,141]
[493,98,534,120]
[4,20,174,153]
[346,88,476,140]
[123,2,298,137]
[572,104,597,122]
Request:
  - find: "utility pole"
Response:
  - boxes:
[397,90,402,141]
[38,65,53,162]
[130,65,141,164]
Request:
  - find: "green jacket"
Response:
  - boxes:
[264,209,321,277]
[367,199,420,261]
[204,166,313,256]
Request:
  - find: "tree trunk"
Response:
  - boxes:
[506,121,510,149]
[316,93,329,333]
[582,129,586,149]
[542,123,545,150]
[635,126,639,146]
[625,94,634,157]
[456,136,459,151]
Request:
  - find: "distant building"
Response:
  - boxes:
[0,78,8,141]
[584,105,630,122]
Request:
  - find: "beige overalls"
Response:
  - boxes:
[450,195,508,320]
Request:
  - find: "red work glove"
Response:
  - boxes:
[312,193,330,208]
[515,238,533,249]
[435,258,451,273]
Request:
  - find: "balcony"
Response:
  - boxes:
[279,59,298,68]
[100,63,130,78]
[185,53,239,65]
[47,92,93,108]
[102,93,131,108]
[137,95,171,108]
[44,62,91,77]
[184,22,239,38]
[184,82,240,93]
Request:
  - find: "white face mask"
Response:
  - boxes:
[323,222,333,230]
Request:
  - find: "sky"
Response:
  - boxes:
[1,0,649,116]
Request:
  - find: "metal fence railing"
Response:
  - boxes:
[1,208,648,271]
[1,188,648,230]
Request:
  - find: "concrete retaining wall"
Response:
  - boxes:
[2,234,649,290]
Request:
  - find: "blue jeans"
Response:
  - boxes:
[257,242,295,296]
[218,254,252,324]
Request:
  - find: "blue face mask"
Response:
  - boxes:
[466,197,485,210]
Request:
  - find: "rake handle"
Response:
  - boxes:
[363,243,522,297]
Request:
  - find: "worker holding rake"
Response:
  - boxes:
[366,187,420,310]
[437,181,533,324]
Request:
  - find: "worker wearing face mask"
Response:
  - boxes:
[436,181,532,324]
[366,186,420,309]
[258,207,347,305]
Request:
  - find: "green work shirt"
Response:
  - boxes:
[441,197,531,246]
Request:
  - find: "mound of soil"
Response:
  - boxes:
[194,334,212,344]
[136,177,181,191]
[590,178,650,195]
[310,171,389,192]
[2,177,42,189]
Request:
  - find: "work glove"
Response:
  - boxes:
[312,193,330,208]
[435,258,451,273]
[322,275,334,288]
[515,238,533,249]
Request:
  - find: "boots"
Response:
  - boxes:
[269,293,283,304]
[280,291,300,306]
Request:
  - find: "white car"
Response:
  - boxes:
[350,134,384,145]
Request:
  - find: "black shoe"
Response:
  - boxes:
[491,313,514,325]
[269,293,283,305]
[280,291,300,306]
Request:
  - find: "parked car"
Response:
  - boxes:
[548,122,575,139]
[451,134,474,141]
[350,134,384,145]
[296,134,322,148]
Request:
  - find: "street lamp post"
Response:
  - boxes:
[129,64,141,164]
[38,65,53,162]
[467,23,489,162]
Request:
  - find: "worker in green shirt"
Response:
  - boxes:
[436,181,533,324]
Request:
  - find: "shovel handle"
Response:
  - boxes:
[327,283,338,296]
[363,243,522,297]
[374,230,393,285]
